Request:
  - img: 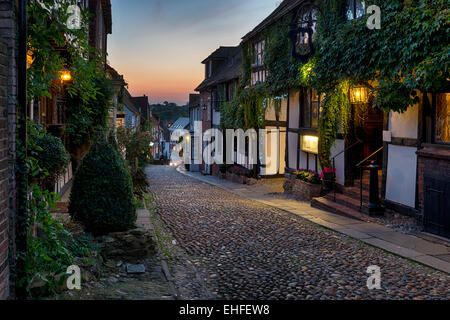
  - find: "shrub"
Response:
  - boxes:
[69,135,136,236]
[294,169,321,185]
[27,121,70,186]
[35,134,70,175]
[320,168,336,181]
[116,126,153,199]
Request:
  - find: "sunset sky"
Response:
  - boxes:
[108,0,281,105]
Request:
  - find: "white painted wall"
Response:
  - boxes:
[389,104,419,139]
[288,89,300,129]
[330,139,345,186]
[265,97,288,122]
[213,110,221,127]
[260,127,285,175]
[386,145,417,208]
[288,132,298,169]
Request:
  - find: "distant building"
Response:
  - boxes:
[168,117,190,161]
[195,46,242,175]
[131,95,151,127]
[121,89,141,130]
[189,94,201,172]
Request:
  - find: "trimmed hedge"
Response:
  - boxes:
[35,134,71,177]
[69,136,136,235]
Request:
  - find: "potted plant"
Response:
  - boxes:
[287,169,322,200]
[320,167,336,192]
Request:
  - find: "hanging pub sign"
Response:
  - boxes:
[288,2,321,63]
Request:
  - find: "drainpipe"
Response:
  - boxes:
[16,0,28,299]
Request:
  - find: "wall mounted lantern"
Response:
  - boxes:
[60,69,72,82]
[350,86,370,104]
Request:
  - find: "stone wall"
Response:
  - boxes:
[283,173,322,201]
[0,40,9,300]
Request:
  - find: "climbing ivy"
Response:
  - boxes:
[313,0,449,166]
[223,0,449,168]
[315,0,449,112]
[318,81,351,168]
[28,0,113,146]
[221,14,302,130]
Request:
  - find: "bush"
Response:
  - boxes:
[294,169,321,185]
[116,126,153,198]
[35,135,71,174]
[69,135,136,236]
[27,121,70,186]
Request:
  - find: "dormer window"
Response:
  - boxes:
[345,0,366,21]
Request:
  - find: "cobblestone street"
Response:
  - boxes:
[147,166,449,300]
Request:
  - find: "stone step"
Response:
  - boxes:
[311,197,367,222]
[324,193,364,212]
[340,186,380,203]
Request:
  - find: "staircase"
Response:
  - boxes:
[311,170,382,221]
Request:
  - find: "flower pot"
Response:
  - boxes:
[292,178,322,201]
[322,179,334,192]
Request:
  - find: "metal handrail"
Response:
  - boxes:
[331,140,362,164]
[331,140,363,202]
[356,146,384,168]
[355,146,384,211]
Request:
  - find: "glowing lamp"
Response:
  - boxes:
[301,135,319,154]
[27,50,35,69]
[60,70,72,82]
[350,86,369,104]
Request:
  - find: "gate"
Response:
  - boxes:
[424,174,450,238]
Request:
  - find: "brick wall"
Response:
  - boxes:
[0,40,9,300]
[416,146,450,213]
[0,0,17,300]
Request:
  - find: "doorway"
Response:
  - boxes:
[346,103,384,185]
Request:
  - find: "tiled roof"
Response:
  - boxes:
[201,46,239,64]
[131,96,149,110]
[169,118,190,131]
[122,89,140,116]
[241,0,305,42]
[195,46,242,92]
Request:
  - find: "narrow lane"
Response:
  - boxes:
[147,166,449,300]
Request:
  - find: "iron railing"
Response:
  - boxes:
[355,146,384,211]
[331,140,362,202]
